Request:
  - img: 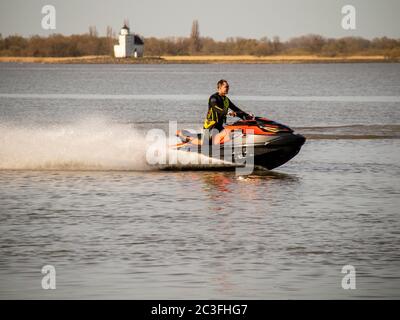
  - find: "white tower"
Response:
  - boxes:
[114,24,144,58]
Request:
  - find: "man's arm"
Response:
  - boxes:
[228,99,250,119]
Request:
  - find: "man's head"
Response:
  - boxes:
[217,79,229,96]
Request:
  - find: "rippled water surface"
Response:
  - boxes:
[0,63,399,298]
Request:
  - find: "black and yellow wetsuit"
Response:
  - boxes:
[203,93,248,131]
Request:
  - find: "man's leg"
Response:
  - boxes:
[202,127,221,157]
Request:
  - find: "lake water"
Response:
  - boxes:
[0,63,399,299]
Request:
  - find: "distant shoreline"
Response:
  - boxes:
[0,55,398,64]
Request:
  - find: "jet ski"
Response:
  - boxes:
[175,115,306,170]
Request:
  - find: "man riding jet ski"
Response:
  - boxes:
[203,79,252,131]
[175,79,306,170]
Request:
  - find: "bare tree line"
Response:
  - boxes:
[1,23,399,58]
[0,26,115,57]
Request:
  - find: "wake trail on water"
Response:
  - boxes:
[0,118,236,171]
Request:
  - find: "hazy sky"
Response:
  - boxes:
[0,0,399,40]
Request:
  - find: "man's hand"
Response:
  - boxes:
[228,111,237,117]
[245,113,255,119]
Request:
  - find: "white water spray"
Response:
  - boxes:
[0,118,237,171]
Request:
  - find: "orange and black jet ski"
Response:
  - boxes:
[175,116,306,170]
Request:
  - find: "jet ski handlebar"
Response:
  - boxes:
[243,113,255,120]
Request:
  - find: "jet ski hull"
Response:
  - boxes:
[251,133,306,169]
[175,117,306,170]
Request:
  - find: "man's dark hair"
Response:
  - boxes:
[217,79,228,88]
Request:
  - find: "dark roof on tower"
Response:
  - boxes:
[134,35,144,45]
